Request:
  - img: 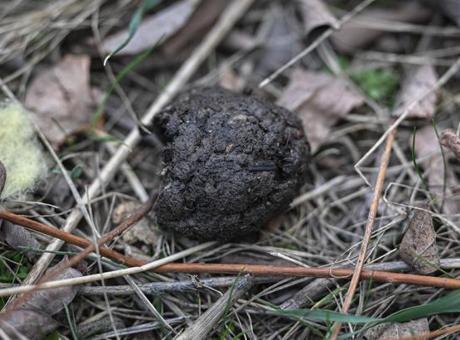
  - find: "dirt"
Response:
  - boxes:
[153,87,310,241]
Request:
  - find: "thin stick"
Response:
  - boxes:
[2,196,155,313]
[330,128,397,340]
[2,260,460,297]
[3,209,460,294]
[21,0,255,286]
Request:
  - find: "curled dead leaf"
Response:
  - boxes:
[297,0,338,40]
[440,129,460,161]
[399,205,440,274]
[25,54,100,147]
[277,68,364,152]
[394,65,438,119]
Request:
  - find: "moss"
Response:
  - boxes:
[0,103,46,198]
[351,68,400,103]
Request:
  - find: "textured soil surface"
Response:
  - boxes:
[153,87,310,241]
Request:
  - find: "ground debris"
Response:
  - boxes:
[394,65,438,119]
[399,205,440,274]
[440,129,460,161]
[25,54,101,147]
[363,318,429,340]
[278,68,364,152]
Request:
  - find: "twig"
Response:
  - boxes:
[0,243,217,296]
[175,275,253,340]
[21,0,255,286]
[330,128,397,339]
[2,196,155,314]
[80,276,275,296]
[3,210,460,295]
[3,260,460,297]
[258,0,376,88]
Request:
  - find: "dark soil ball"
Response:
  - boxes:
[153,87,310,241]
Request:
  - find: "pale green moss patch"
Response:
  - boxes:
[0,103,46,198]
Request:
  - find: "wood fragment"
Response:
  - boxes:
[175,275,252,340]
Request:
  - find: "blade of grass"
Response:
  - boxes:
[103,0,162,65]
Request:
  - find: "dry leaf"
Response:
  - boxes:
[399,205,440,274]
[394,65,438,119]
[112,201,156,246]
[0,221,40,260]
[331,2,431,54]
[256,5,302,74]
[297,0,338,40]
[277,68,364,151]
[22,266,82,314]
[413,126,460,214]
[0,263,82,339]
[440,129,460,161]
[101,0,200,56]
[364,318,429,340]
[0,309,58,340]
[25,54,100,147]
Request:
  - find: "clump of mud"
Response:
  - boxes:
[153,87,310,241]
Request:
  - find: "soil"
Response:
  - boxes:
[153,87,310,241]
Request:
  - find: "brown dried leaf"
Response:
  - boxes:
[413,126,460,214]
[101,0,200,56]
[0,221,40,260]
[298,0,338,40]
[399,205,440,274]
[256,5,302,74]
[22,265,82,314]
[25,55,99,147]
[277,68,364,151]
[331,2,431,54]
[394,65,438,119]
[112,201,156,246]
[364,318,429,340]
[0,263,81,339]
[0,309,58,340]
[440,129,460,161]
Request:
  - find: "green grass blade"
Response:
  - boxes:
[104,0,162,65]
[271,308,378,324]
